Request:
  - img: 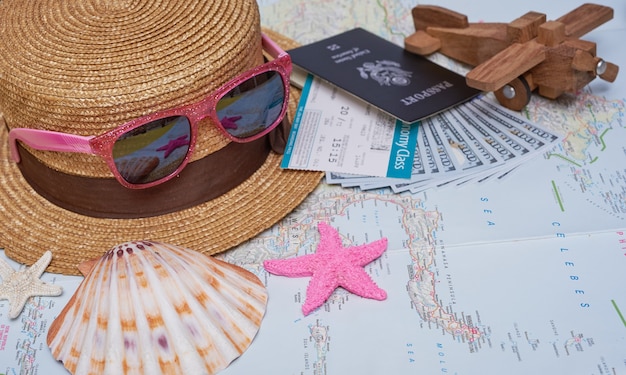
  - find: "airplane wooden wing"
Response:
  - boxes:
[404,5,469,56]
[556,3,613,38]
[404,30,442,56]
[465,41,545,92]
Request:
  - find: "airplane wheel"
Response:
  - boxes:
[494,76,531,111]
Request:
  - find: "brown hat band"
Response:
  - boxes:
[15,136,272,219]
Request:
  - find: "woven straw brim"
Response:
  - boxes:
[0,28,323,275]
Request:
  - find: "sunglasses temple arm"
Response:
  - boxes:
[261,33,289,61]
[8,128,94,163]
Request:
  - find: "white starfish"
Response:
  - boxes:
[0,251,63,319]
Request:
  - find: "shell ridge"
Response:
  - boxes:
[48,280,88,370]
[102,246,135,375]
[171,246,268,317]
[114,251,142,374]
[165,260,236,371]
[74,255,112,374]
[48,255,93,349]
[68,257,112,373]
[48,266,93,352]
[90,250,124,375]
[145,243,254,372]
[148,243,220,374]
[124,246,162,374]
[131,242,185,374]
[196,263,268,333]
[163,246,268,354]
[169,252,267,362]
[139,244,194,373]
[191,256,268,310]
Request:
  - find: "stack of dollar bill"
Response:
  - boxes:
[326,96,562,194]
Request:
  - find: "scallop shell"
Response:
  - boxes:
[47,241,268,375]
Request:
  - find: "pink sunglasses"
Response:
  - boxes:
[9,33,291,189]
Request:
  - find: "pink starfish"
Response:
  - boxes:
[264,222,388,315]
[156,135,190,158]
[220,115,242,130]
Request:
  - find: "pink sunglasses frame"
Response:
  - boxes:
[8,33,292,189]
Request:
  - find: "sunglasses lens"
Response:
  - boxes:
[217,70,285,139]
[112,116,191,185]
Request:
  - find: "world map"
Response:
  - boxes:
[223,1,626,374]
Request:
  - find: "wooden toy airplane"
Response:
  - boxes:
[404,3,619,110]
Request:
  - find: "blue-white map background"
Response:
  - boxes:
[1,1,625,374]
[225,1,626,374]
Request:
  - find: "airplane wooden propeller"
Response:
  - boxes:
[404,3,619,110]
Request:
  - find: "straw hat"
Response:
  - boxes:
[0,0,322,275]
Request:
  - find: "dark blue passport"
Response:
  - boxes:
[288,28,480,123]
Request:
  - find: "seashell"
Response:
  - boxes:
[47,241,268,375]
